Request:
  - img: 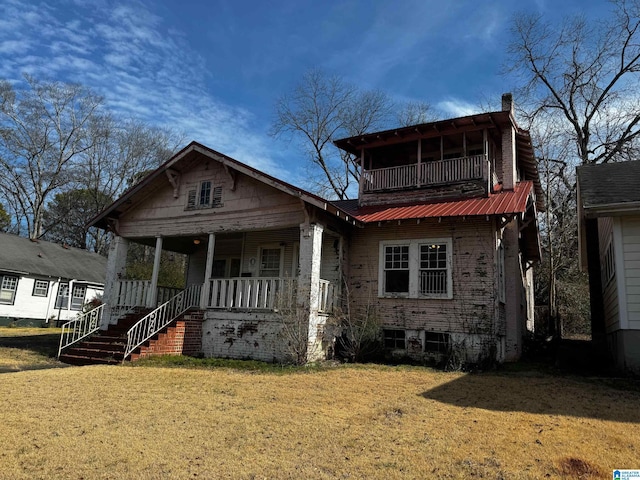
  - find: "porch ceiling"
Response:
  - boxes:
[131,232,244,255]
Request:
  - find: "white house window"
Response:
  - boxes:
[55,283,69,308]
[383,329,406,349]
[71,285,87,310]
[419,244,448,295]
[379,239,452,299]
[0,275,18,304]
[383,245,409,294]
[32,279,49,297]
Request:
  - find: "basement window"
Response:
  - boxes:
[383,329,406,349]
[424,332,450,354]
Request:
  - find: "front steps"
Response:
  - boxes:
[59,308,151,365]
[58,309,204,365]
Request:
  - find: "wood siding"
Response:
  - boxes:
[622,216,640,328]
[117,159,305,238]
[347,218,497,336]
[598,217,619,331]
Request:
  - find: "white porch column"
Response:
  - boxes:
[102,236,129,328]
[148,236,163,308]
[298,222,324,361]
[201,233,216,309]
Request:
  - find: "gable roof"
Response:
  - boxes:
[89,141,364,230]
[577,161,640,217]
[332,181,534,223]
[0,233,107,284]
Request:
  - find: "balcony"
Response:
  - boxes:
[362,154,489,193]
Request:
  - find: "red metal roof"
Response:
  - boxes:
[333,181,533,223]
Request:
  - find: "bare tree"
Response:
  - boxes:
[396,100,438,127]
[0,76,102,238]
[272,69,393,199]
[509,0,640,165]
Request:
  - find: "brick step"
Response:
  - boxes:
[58,353,120,366]
[66,345,125,356]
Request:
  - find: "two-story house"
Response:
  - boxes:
[58,94,542,366]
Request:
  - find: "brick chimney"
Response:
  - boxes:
[501,93,516,190]
[502,92,514,115]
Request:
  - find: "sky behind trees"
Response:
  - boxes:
[0,0,611,186]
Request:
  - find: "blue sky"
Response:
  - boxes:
[0,0,610,186]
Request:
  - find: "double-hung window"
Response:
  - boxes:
[32,279,49,297]
[0,275,18,304]
[379,238,452,299]
[71,285,87,310]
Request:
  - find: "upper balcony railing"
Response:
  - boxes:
[362,154,488,193]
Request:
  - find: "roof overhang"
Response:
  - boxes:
[89,142,364,231]
[582,200,640,218]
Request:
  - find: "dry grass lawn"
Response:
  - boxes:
[0,327,64,373]
[1,328,639,479]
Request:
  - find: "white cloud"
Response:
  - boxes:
[0,0,287,180]
[437,98,478,117]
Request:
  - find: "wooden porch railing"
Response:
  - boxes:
[115,280,181,308]
[362,154,488,192]
[206,277,336,312]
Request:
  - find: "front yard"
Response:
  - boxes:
[1,327,638,479]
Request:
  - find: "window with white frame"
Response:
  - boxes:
[379,239,452,299]
[0,275,18,304]
[259,247,282,277]
[55,283,69,309]
[32,279,49,297]
[70,285,87,310]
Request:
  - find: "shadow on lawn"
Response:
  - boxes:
[420,370,640,423]
[0,333,68,373]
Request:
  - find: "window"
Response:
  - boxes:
[32,279,49,297]
[379,239,452,299]
[259,247,282,277]
[419,244,448,295]
[601,240,615,286]
[186,181,223,209]
[55,283,69,308]
[424,332,450,354]
[383,329,406,349]
[199,180,212,206]
[383,245,409,293]
[71,285,87,310]
[0,276,18,304]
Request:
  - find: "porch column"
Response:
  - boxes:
[102,236,129,328]
[298,222,324,361]
[148,236,163,308]
[200,233,216,309]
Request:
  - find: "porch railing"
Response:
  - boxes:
[123,284,202,361]
[363,154,487,192]
[207,277,294,310]
[57,304,104,358]
[115,280,181,308]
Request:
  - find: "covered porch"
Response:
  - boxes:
[104,224,342,322]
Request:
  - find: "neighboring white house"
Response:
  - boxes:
[0,233,107,326]
[577,161,640,373]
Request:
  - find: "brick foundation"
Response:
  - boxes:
[130,310,204,361]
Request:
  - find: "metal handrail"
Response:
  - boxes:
[122,284,202,362]
[57,304,105,358]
